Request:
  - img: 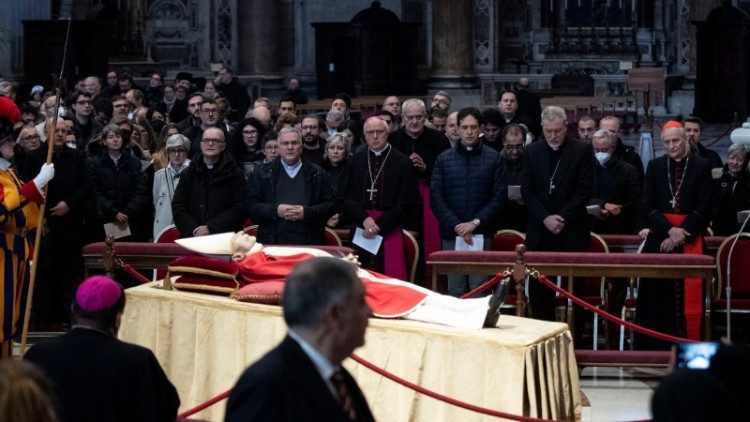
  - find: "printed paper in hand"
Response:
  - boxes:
[455,235,484,251]
[104,222,131,239]
[586,204,602,217]
[352,227,383,255]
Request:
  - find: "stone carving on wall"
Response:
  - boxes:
[146,0,203,67]
[474,0,492,69]
[213,0,236,68]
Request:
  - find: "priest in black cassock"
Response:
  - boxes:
[341,116,421,279]
[635,121,715,350]
[388,98,450,262]
[522,106,594,322]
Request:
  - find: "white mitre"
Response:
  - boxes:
[175,231,263,260]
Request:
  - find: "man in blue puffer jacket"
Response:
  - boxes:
[430,107,508,297]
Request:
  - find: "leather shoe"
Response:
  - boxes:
[483,278,510,328]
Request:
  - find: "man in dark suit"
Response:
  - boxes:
[25,276,180,422]
[226,257,375,422]
[515,77,542,137]
[522,106,594,321]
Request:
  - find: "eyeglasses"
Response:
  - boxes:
[364,129,387,136]
[76,100,92,106]
[113,103,128,108]
[504,144,524,151]
[201,138,224,145]
[169,149,188,154]
[242,130,258,136]
[20,134,41,142]
[202,108,219,115]
[264,145,278,150]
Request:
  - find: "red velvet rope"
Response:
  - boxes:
[351,353,573,421]
[177,389,231,420]
[535,273,696,344]
[120,263,153,285]
[459,273,506,299]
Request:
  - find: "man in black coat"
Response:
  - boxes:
[248,127,334,245]
[26,275,180,422]
[19,120,91,329]
[589,129,641,235]
[684,116,724,172]
[172,127,249,237]
[515,77,542,137]
[599,116,645,182]
[214,67,251,119]
[522,106,594,321]
[635,122,715,350]
[226,257,374,422]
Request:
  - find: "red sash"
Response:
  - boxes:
[418,181,441,260]
[664,213,703,340]
[368,210,407,280]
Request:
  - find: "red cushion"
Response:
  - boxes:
[168,256,240,296]
[235,281,285,305]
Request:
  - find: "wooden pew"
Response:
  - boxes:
[82,238,355,277]
[427,250,716,340]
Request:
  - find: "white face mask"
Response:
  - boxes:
[595,151,611,166]
[525,133,533,145]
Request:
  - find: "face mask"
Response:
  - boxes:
[595,152,611,166]
[525,133,533,145]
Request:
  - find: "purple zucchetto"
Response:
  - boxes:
[75,276,122,312]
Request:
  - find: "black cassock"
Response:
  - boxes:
[340,145,421,274]
[635,154,715,350]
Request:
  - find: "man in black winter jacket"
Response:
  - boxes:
[430,107,507,297]
[172,127,249,237]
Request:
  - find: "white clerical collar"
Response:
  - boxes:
[369,144,390,157]
[281,158,302,178]
[288,329,337,395]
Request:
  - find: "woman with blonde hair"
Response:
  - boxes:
[0,359,58,422]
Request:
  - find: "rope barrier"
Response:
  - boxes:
[459,273,507,299]
[351,354,574,421]
[120,263,153,285]
[177,389,231,420]
[534,272,696,344]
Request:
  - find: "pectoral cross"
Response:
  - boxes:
[670,196,677,210]
[549,182,555,195]
[367,185,377,201]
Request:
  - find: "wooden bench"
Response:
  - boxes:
[427,250,716,339]
[82,238,355,276]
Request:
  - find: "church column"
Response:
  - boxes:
[236,0,284,96]
[429,0,478,89]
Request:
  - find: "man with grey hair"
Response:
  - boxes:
[522,105,594,322]
[226,257,374,421]
[431,90,451,113]
[389,98,451,260]
[589,128,641,347]
[248,127,334,245]
[325,109,345,138]
[589,129,640,235]
[598,115,644,181]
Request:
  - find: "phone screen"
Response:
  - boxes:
[675,342,719,369]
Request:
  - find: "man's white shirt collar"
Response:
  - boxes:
[281,159,302,178]
[288,329,338,396]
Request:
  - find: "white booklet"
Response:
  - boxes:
[103,222,131,239]
[737,209,750,224]
[586,204,603,218]
[455,235,484,251]
[352,227,383,255]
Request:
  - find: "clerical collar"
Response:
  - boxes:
[281,159,302,178]
[369,144,391,157]
[406,129,422,140]
[288,329,337,395]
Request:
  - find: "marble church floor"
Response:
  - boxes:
[579,366,665,422]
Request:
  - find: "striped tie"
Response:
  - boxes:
[331,368,357,421]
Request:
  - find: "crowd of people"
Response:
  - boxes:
[0,68,746,349]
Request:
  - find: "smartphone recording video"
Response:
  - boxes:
[674,342,719,369]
